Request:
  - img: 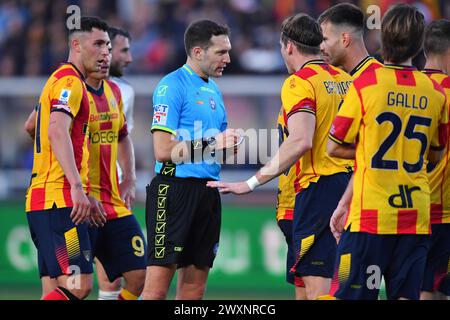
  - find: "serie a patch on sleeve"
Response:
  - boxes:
[52,88,73,114]
[152,104,169,126]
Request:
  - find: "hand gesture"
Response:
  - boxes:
[70,184,91,225]
[87,195,107,227]
[206,180,252,195]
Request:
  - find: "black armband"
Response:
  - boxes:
[188,137,216,163]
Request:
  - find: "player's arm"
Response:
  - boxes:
[118,134,136,209]
[428,96,449,166]
[24,109,37,140]
[327,140,355,159]
[327,83,362,240]
[330,174,353,243]
[48,112,91,224]
[207,112,315,194]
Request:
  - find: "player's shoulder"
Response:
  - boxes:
[105,79,122,100]
[47,63,85,91]
[155,67,187,94]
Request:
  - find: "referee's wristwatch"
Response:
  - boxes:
[206,136,217,150]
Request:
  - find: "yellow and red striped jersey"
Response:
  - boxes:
[283,60,353,191]
[330,64,449,234]
[349,56,383,78]
[424,69,450,224]
[87,79,131,220]
[26,63,90,212]
[275,60,354,221]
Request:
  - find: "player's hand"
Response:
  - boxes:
[70,184,91,225]
[87,195,107,227]
[215,129,241,151]
[206,180,252,195]
[119,178,136,209]
[330,202,349,243]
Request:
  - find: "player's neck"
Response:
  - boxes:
[186,59,208,80]
[424,55,447,74]
[384,58,413,67]
[342,42,369,73]
[67,53,87,78]
[86,77,103,90]
[295,54,322,72]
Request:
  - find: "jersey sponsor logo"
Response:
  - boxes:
[388,185,421,208]
[200,86,216,94]
[209,98,216,110]
[66,78,73,87]
[89,130,119,144]
[153,104,169,125]
[89,112,119,122]
[157,85,168,97]
[387,92,428,110]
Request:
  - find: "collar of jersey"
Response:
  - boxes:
[384,64,417,71]
[182,64,209,83]
[63,62,86,80]
[86,80,104,96]
[349,56,374,76]
[301,59,325,69]
[422,68,444,75]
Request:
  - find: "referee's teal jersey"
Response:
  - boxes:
[151,64,227,180]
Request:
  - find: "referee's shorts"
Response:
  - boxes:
[145,174,221,268]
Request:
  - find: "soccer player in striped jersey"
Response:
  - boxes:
[319,3,382,78]
[327,4,448,300]
[24,17,110,300]
[208,13,353,299]
[319,3,383,231]
[420,19,450,300]
[94,26,137,301]
[84,46,146,301]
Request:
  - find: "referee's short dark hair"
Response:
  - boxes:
[184,20,230,57]
[424,19,450,56]
[318,3,365,34]
[281,13,323,55]
[108,27,131,42]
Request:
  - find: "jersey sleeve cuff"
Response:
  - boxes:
[328,134,352,146]
[151,125,176,135]
[50,108,74,119]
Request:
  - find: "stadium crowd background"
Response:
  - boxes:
[1,0,449,77]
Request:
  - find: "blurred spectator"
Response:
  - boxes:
[0,0,449,76]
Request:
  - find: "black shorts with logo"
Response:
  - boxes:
[145,174,221,268]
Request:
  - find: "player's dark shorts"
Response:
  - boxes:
[292,172,351,278]
[330,229,430,300]
[89,214,147,282]
[278,219,304,287]
[27,206,93,278]
[421,223,450,296]
[146,174,221,268]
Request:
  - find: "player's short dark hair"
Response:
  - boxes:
[318,3,364,34]
[108,27,131,42]
[68,16,109,36]
[281,13,322,55]
[184,20,230,56]
[381,4,424,63]
[424,19,450,56]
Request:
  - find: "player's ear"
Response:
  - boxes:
[192,46,203,61]
[341,32,351,48]
[70,37,82,53]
